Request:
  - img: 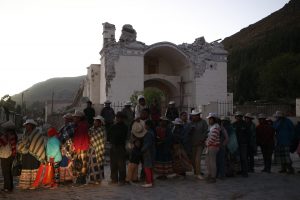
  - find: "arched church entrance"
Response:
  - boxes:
[144,42,189,110]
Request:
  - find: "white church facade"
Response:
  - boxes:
[83,22,229,112]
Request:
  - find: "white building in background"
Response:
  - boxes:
[83,22,229,112]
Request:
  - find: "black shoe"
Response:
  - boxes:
[278,169,287,173]
[156,175,167,180]
[287,168,295,174]
[1,189,11,193]
[206,178,216,183]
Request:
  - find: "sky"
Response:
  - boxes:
[0,0,290,98]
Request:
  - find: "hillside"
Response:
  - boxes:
[12,76,86,106]
[222,0,300,103]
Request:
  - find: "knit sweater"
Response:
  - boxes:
[206,123,221,148]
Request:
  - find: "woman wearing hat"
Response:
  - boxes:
[126,119,146,183]
[154,117,173,180]
[31,127,62,189]
[17,119,46,189]
[72,110,90,184]
[87,115,106,184]
[0,121,18,192]
[171,118,192,177]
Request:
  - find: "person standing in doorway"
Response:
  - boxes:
[135,95,148,119]
[165,101,179,121]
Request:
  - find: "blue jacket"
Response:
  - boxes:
[141,130,155,168]
[273,117,294,146]
[46,136,62,163]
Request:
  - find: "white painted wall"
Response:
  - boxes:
[195,61,227,106]
[89,64,101,104]
[100,57,107,103]
[108,55,144,103]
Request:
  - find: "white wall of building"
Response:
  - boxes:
[195,61,227,106]
[100,57,107,104]
[108,55,144,103]
[89,64,101,104]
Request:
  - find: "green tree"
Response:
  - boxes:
[258,53,300,101]
[130,88,165,107]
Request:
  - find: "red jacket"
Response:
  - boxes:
[256,122,275,146]
[73,120,90,151]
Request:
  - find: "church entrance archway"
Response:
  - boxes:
[144,42,189,109]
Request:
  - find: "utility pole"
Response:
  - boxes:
[51,89,54,115]
[21,89,29,116]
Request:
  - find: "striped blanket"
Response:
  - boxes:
[89,127,105,165]
[18,128,46,163]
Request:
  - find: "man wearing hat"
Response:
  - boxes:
[232,111,250,177]
[59,113,75,144]
[205,113,221,183]
[189,110,208,180]
[244,113,256,173]
[101,100,115,142]
[108,112,128,185]
[121,101,134,135]
[256,113,275,173]
[165,101,179,121]
[84,100,95,127]
[0,121,18,192]
[273,111,295,174]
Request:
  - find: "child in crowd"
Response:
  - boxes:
[141,120,155,188]
[45,128,62,188]
[30,128,62,189]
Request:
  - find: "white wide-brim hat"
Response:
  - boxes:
[63,113,73,119]
[137,95,145,101]
[190,110,201,115]
[131,120,147,138]
[168,101,175,105]
[23,119,38,126]
[244,113,254,119]
[206,112,218,119]
[257,113,266,119]
[274,110,284,117]
[94,115,105,124]
[234,111,243,116]
[172,118,183,125]
[125,101,132,106]
[72,110,85,117]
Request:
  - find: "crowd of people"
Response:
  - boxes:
[0,95,300,192]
